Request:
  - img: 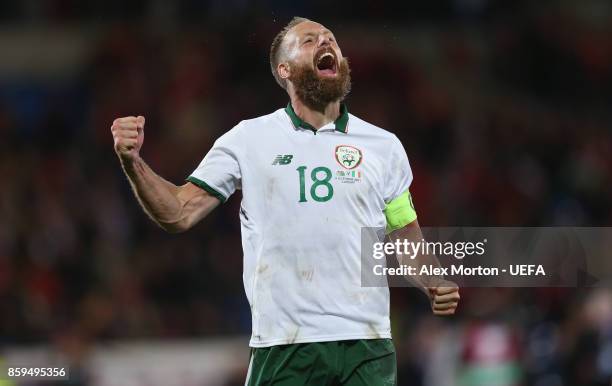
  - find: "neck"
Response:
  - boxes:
[289,95,340,130]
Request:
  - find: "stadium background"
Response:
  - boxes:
[0,1,611,385]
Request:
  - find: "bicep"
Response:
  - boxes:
[384,190,418,234]
[177,182,222,228]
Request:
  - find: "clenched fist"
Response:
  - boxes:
[111,116,145,163]
[428,280,460,316]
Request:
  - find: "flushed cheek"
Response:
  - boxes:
[292,55,315,70]
[286,42,312,62]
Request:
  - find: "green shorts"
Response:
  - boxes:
[245,339,396,386]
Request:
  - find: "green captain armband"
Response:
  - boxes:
[384,190,417,233]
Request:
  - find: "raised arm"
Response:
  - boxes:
[111,116,220,233]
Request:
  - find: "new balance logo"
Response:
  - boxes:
[272,154,293,165]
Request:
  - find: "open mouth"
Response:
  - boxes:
[315,52,337,77]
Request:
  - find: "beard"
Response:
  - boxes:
[289,56,351,113]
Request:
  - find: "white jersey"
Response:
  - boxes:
[187,104,413,347]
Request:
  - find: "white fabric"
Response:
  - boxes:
[189,108,413,347]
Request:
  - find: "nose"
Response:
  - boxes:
[317,34,332,47]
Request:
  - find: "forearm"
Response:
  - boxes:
[390,223,445,292]
[388,222,460,315]
[120,156,185,230]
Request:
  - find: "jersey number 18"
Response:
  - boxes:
[296,166,334,202]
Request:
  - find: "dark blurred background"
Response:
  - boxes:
[0,1,611,385]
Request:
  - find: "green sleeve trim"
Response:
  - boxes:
[186,176,227,203]
[384,190,417,233]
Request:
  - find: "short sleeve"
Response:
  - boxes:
[383,136,413,203]
[186,124,243,203]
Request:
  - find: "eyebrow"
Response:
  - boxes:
[301,29,333,38]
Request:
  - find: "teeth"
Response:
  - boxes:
[318,53,334,62]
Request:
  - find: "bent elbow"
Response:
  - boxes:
[165,225,188,234]
[158,219,191,234]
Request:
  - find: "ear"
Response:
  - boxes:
[278,62,291,82]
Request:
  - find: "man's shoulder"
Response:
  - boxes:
[238,108,286,129]
[218,109,285,142]
[348,113,398,141]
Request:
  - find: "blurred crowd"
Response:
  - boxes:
[0,1,611,385]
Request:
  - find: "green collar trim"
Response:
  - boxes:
[285,102,349,133]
